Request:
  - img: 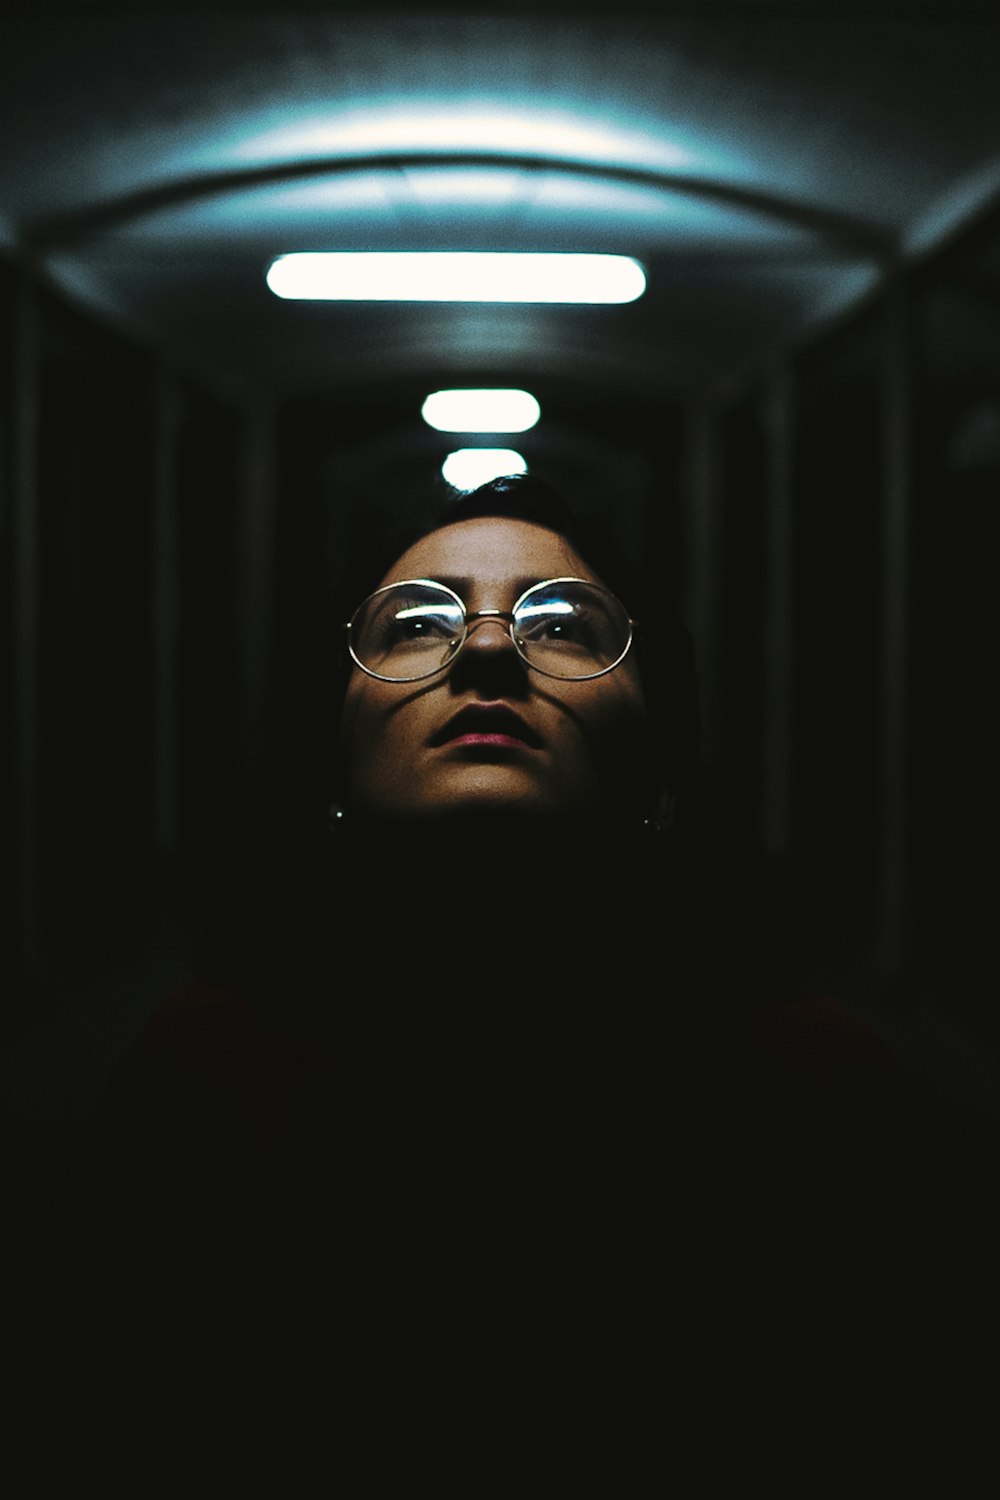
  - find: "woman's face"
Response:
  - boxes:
[339,516,649,822]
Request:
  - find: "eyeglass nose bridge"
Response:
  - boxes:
[466,607,512,625]
[459,607,521,651]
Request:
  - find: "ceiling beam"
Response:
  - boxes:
[25,153,896,263]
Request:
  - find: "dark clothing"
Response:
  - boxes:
[51,830,997,1431]
[60,991,989,1331]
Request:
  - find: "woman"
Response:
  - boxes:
[59,475,986,1395]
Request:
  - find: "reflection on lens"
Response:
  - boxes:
[513,580,630,679]
[351,581,465,681]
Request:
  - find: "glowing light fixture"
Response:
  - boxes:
[266,253,645,303]
[442,449,527,491]
[422,389,541,434]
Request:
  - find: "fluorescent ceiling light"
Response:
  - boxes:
[266,253,645,304]
[442,449,527,491]
[422,389,541,434]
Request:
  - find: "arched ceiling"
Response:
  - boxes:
[2,3,998,398]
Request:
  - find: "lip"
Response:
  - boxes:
[448,732,531,750]
[431,702,542,749]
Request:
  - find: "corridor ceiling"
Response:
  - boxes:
[2,3,999,398]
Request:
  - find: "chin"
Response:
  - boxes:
[350,764,630,825]
[406,764,561,815]
[397,792,560,823]
[382,783,620,826]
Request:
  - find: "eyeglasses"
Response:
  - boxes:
[346,576,637,683]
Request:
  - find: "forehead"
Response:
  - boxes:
[380,516,595,591]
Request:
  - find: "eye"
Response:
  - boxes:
[366,590,464,654]
[517,600,595,649]
[385,606,456,643]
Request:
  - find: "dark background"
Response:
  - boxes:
[2,3,999,1281]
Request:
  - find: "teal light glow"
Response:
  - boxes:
[422,389,541,434]
[122,169,805,251]
[233,105,694,173]
[266,253,645,303]
[442,450,527,491]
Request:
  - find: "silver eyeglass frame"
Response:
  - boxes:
[345,576,638,683]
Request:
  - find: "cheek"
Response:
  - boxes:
[339,677,429,793]
[339,677,384,782]
[576,669,646,738]
[338,679,363,759]
[548,677,647,781]
[578,675,650,784]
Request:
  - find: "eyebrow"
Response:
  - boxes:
[420,574,579,596]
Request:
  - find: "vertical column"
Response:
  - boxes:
[151,368,180,857]
[12,276,41,983]
[234,394,275,761]
[681,397,723,768]
[878,283,912,986]
[760,363,795,860]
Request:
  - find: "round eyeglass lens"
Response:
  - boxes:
[350,581,464,680]
[513,580,631,679]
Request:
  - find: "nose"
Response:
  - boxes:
[450,609,527,690]
[462,610,517,653]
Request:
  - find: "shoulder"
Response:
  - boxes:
[92,982,310,1148]
[74,984,317,1221]
[741,995,989,1196]
[746,995,895,1070]
[132,981,300,1073]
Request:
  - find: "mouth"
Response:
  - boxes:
[431,702,542,750]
